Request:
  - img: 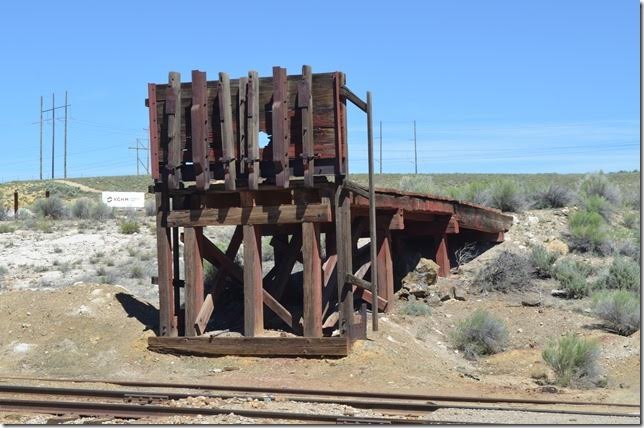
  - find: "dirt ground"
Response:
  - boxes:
[0,207,640,424]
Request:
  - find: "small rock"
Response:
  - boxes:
[521,296,542,307]
[427,295,442,307]
[551,289,568,298]
[452,287,466,301]
[540,386,558,393]
[223,366,239,372]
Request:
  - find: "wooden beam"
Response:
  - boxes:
[272,66,289,188]
[335,186,354,338]
[346,273,371,291]
[454,204,513,233]
[262,290,294,329]
[147,84,160,181]
[194,293,214,336]
[191,70,210,190]
[184,227,204,337]
[148,336,349,357]
[238,77,248,175]
[201,235,243,283]
[354,288,388,312]
[219,72,236,190]
[246,71,260,190]
[166,72,182,190]
[243,225,263,336]
[376,228,394,307]
[299,65,315,187]
[166,203,332,227]
[302,222,322,337]
[155,192,177,337]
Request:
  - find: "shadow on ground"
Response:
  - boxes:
[115,292,159,334]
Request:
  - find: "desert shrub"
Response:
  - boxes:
[592,290,640,336]
[581,195,612,221]
[24,218,53,233]
[622,212,639,229]
[553,259,591,298]
[542,334,600,387]
[614,239,640,260]
[130,264,144,279]
[620,187,640,210]
[532,184,575,209]
[484,180,524,212]
[473,250,532,293]
[449,182,489,206]
[451,309,508,360]
[596,257,640,293]
[15,208,33,220]
[578,172,621,205]
[71,198,93,219]
[454,242,478,267]
[398,175,438,195]
[90,202,114,220]
[119,220,140,234]
[530,245,558,278]
[567,210,609,254]
[0,223,15,233]
[0,208,8,221]
[399,300,432,317]
[32,196,67,219]
[145,199,156,217]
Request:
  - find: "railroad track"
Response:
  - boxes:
[0,376,639,424]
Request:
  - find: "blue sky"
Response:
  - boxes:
[0,0,639,181]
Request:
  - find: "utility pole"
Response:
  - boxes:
[129,139,150,175]
[39,96,43,180]
[51,93,55,179]
[413,119,417,174]
[64,91,68,178]
[379,120,382,174]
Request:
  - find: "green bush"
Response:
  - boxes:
[119,220,140,234]
[0,223,15,233]
[567,210,609,254]
[622,212,639,229]
[596,257,640,293]
[484,180,525,212]
[71,198,93,219]
[90,202,114,220]
[474,250,532,293]
[581,195,612,221]
[451,309,508,360]
[592,290,640,336]
[542,334,600,387]
[532,184,575,209]
[448,182,489,206]
[32,196,68,219]
[553,259,591,299]
[398,175,438,195]
[530,245,558,278]
[579,172,621,205]
[399,300,432,316]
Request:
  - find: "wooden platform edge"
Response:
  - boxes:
[147,336,349,357]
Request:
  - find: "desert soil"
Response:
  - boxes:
[0,207,639,424]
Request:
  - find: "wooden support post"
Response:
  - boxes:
[13,191,18,215]
[436,233,450,277]
[272,66,289,188]
[219,72,236,190]
[166,72,182,190]
[147,83,160,181]
[243,225,263,336]
[376,228,394,308]
[155,192,177,337]
[238,77,248,175]
[184,227,204,337]
[191,70,210,191]
[366,90,378,331]
[335,186,354,338]
[302,222,322,337]
[299,65,315,187]
[247,71,260,190]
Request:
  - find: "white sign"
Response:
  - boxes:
[101,192,145,208]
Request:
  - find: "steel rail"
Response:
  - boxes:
[0,397,451,424]
[1,375,637,409]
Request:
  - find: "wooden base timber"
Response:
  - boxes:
[148,336,349,357]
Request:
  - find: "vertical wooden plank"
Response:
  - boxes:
[299,65,314,187]
[218,72,236,190]
[191,70,210,190]
[247,71,260,190]
[243,225,264,336]
[302,222,322,337]
[155,192,177,337]
[366,90,378,331]
[334,186,354,338]
[184,227,204,337]
[376,229,394,309]
[272,66,289,188]
[147,83,160,181]
[166,72,182,190]
[238,77,248,175]
[436,234,450,277]
[333,72,346,175]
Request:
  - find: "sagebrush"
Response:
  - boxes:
[592,290,640,336]
[596,257,640,293]
[451,309,508,360]
[542,334,601,388]
[530,245,558,278]
[474,250,532,293]
[553,259,592,298]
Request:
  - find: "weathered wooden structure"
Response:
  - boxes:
[146,66,513,357]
